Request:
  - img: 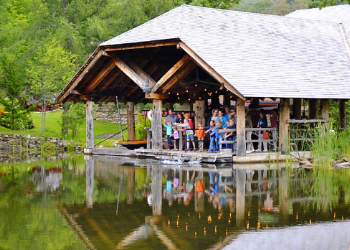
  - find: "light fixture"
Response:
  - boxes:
[204,88,206,91]
[168,91,170,94]
[186,89,189,93]
[199,97,202,100]
[219,83,224,90]
[195,84,198,87]
[215,90,218,94]
[177,92,179,96]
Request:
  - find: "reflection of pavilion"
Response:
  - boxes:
[58,157,349,250]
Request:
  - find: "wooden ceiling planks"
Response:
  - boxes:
[84,59,116,94]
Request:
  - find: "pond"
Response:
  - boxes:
[1,155,350,250]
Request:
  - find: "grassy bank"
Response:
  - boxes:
[0,110,126,147]
[311,127,350,168]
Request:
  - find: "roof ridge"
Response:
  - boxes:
[100,5,186,46]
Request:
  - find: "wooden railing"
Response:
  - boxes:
[144,127,183,150]
[218,128,278,145]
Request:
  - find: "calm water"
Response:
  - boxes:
[1,155,350,250]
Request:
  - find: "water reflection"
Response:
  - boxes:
[1,156,350,249]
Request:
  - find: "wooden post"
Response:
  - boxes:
[278,169,289,223]
[309,99,318,119]
[194,100,205,128]
[293,98,301,119]
[127,167,135,204]
[151,166,163,216]
[236,170,246,227]
[320,99,330,131]
[236,98,246,156]
[85,156,94,208]
[151,99,163,150]
[85,101,94,154]
[279,98,290,153]
[339,100,347,130]
[178,130,183,151]
[320,99,330,120]
[127,101,135,141]
[146,128,151,149]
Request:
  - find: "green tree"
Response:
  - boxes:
[27,39,78,133]
[0,54,33,130]
[63,102,86,138]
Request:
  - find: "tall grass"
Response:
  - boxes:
[311,126,350,168]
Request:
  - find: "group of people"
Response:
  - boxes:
[160,169,236,213]
[163,107,279,153]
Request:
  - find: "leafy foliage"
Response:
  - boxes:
[0,55,34,130]
[62,102,86,138]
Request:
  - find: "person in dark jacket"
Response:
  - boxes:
[256,110,268,152]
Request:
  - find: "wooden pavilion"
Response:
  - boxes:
[56,5,350,159]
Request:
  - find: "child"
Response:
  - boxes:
[225,119,236,151]
[171,126,180,151]
[175,118,196,151]
[195,121,205,152]
[205,120,216,152]
[210,121,222,152]
[164,120,173,150]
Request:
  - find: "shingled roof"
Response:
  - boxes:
[286,4,350,44]
[58,5,350,103]
[103,5,350,99]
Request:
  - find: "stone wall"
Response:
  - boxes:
[0,134,82,154]
[95,104,138,124]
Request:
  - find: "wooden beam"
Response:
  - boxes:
[69,90,82,95]
[152,54,191,93]
[120,60,154,94]
[114,58,146,90]
[178,42,245,100]
[81,95,92,101]
[100,70,121,91]
[236,98,246,156]
[145,93,169,100]
[126,60,156,88]
[104,96,116,104]
[84,60,115,94]
[57,49,103,103]
[103,41,178,52]
[161,61,197,94]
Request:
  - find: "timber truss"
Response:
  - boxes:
[56,40,244,104]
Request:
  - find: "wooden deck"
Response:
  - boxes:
[88,147,311,164]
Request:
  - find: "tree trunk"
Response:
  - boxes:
[41,99,47,133]
[61,103,70,136]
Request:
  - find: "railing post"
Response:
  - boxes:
[179,130,183,151]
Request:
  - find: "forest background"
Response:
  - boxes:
[0,0,348,141]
